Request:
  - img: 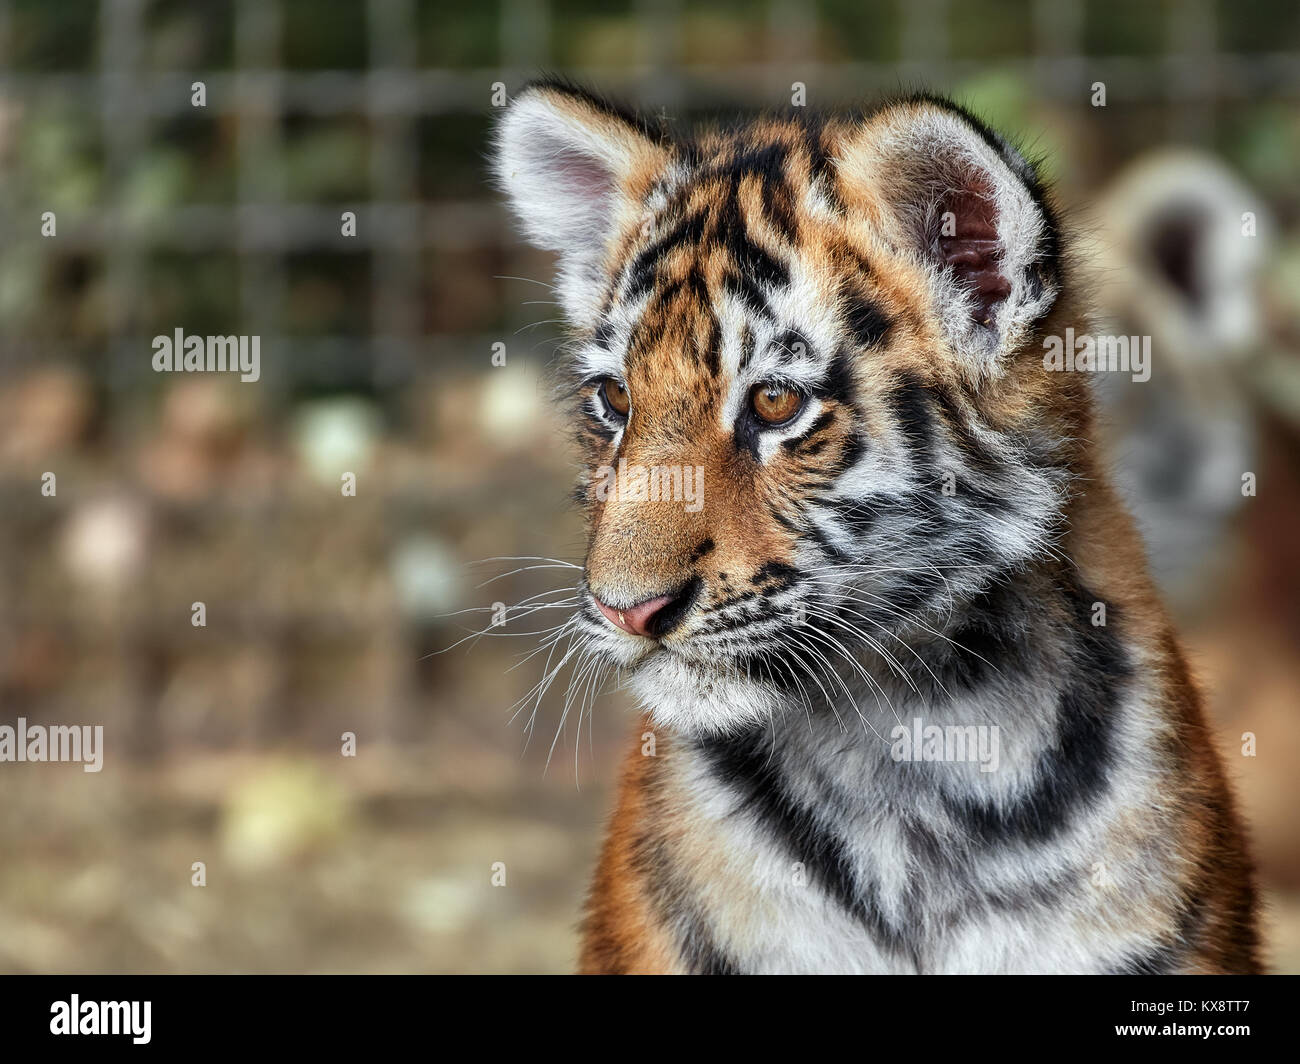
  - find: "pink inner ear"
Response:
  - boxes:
[553,146,613,201]
[937,177,1012,327]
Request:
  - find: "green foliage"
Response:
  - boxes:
[142,253,241,337]
[282,119,371,202]
[144,0,235,69]
[1224,104,1300,198]
[8,0,98,70]
[283,0,369,69]
[817,0,901,62]
[419,0,500,67]
[1083,0,1166,58]
[18,106,103,211]
[947,0,1034,61]
[953,71,1069,184]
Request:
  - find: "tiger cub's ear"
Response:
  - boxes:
[835,98,1061,380]
[491,81,672,329]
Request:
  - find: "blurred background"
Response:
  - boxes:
[0,0,1297,974]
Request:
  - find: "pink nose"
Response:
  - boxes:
[593,593,675,638]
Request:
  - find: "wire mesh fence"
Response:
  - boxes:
[3,0,1298,395]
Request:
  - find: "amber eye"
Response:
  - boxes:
[750,384,804,426]
[601,378,630,417]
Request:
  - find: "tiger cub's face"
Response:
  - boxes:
[493,84,1074,736]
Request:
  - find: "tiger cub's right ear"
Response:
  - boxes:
[491,81,671,329]
[834,97,1061,382]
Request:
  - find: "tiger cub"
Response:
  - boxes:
[491,81,1259,974]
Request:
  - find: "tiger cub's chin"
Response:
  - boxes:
[626,653,782,737]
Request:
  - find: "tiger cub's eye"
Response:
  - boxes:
[602,378,630,417]
[751,384,803,426]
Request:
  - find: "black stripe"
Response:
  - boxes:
[800,113,841,210]
[826,430,867,475]
[945,579,1129,845]
[782,410,835,455]
[760,171,799,241]
[678,907,741,975]
[803,515,853,561]
[772,328,813,364]
[697,728,909,955]
[656,266,712,309]
[719,191,789,297]
[844,292,893,349]
[725,268,776,319]
[691,537,716,561]
[929,381,1001,478]
[825,496,878,538]
[750,560,799,590]
[717,141,789,181]
[880,565,945,617]
[631,768,745,974]
[787,436,827,457]
[890,372,937,468]
[738,322,756,371]
[811,348,858,406]
[624,208,708,300]
[902,574,1034,697]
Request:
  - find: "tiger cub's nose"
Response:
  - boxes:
[592,582,697,638]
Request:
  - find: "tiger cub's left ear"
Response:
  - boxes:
[836,98,1061,379]
[491,81,672,330]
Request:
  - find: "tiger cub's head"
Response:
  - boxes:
[492,81,1078,736]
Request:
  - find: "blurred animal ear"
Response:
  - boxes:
[836,97,1061,379]
[491,81,671,328]
[1103,152,1267,359]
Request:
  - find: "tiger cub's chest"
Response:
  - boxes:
[655,700,1172,975]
